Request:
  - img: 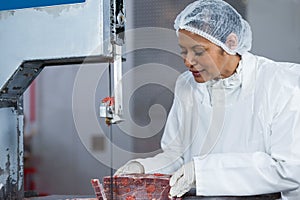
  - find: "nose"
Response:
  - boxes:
[184,58,193,68]
[184,52,196,69]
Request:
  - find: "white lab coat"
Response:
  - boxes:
[135,52,300,199]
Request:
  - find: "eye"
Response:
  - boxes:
[193,46,206,56]
[179,46,187,56]
[180,49,187,57]
[180,50,187,56]
[195,51,204,56]
[194,49,205,56]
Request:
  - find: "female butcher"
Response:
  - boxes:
[116,0,300,199]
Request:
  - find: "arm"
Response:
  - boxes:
[116,73,193,175]
[194,87,300,197]
[114,96,184,175]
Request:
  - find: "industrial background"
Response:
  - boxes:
[0,0,300,198]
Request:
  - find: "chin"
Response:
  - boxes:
[194,76,209,83]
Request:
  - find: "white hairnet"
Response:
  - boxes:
[174,0,252,55]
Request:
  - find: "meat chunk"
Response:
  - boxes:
[91,179,107,200]
[102,173,175,200]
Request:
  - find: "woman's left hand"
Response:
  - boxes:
[169,161,196,197]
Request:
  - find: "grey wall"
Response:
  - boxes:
[29,65,111,195]
[248,0,300,63]
[128,0,194,157]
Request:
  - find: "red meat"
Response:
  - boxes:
[102,173,175,200]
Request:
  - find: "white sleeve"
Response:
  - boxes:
[194,88,300,197]
[136,95,184,174]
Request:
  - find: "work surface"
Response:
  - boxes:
[24,194,281,200]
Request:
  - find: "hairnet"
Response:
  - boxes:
[174,0,252,55]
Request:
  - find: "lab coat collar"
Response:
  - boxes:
[239,52,257,98]
[193,52,258,106]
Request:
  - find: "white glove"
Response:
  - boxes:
[169,161,196,197]
[114,161,145,176]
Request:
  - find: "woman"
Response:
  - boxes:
[116,0,300,199]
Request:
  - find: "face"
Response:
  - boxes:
[178,29,233,83]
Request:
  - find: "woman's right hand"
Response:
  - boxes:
[114,161,145,176]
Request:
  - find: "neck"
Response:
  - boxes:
[220,54,241,78]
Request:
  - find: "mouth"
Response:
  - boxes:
[190,69,205,77]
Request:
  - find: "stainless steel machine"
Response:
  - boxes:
[0,0,124,199]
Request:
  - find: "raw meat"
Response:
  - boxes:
[102,173,176,200]
[91,179,107,200]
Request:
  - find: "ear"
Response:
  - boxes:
[225,33,239,50]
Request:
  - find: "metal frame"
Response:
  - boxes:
[0,55,113,200]
[0,0,125,197]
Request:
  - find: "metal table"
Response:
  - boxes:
[24,189,280,200]
[24,194,281,200]
[24,195,96,200]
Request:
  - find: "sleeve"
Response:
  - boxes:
[135,95,184,174]
[193,85,300,197]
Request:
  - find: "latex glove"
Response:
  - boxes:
[114,161,145,176]
[169,161,195,197]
